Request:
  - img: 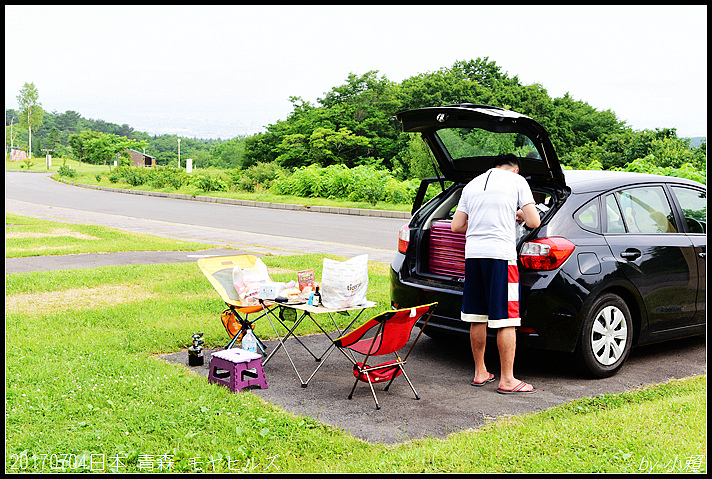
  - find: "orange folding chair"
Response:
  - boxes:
[332,302,438,409]
[198,255,272,353]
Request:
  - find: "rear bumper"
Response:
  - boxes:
[390,256,581,352]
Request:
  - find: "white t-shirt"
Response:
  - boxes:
[455,167,535,261]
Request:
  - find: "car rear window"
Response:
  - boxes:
[434,128,541,160]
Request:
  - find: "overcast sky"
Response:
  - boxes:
[4,5,707,140]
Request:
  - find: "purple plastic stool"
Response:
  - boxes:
[208,348,268,392]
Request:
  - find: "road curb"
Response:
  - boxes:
[54,176,412,219]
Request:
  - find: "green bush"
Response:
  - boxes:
[271,163,416,205]
[58,165,77,178]
[148,168,173,189]
[165,168,187,189]
[346,165,390,205]
[125,167,151,186]
[102,166,189,189]
[273,164,327,198]
[243,162,285,189]
[322,164,352,198]
[193,172,228,192]
[617,158,706,185]
[107,165,129,184]
[227,162,287,192]
[383,177,418,204]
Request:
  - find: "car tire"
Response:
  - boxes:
[576,293,633,378]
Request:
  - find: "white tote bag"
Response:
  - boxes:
[320,254,369,309]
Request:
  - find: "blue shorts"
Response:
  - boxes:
[461,258,521,328]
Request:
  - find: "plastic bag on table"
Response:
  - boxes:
[321,254,368,309]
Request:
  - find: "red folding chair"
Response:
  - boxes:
[332,302,438,409]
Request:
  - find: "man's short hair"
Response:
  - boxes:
[492,153,521,170]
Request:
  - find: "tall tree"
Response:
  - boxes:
[16,82,44,158]
[6,109,19,148]
[84,132,146,165]
[54,110,82,132]
[68,130,101,164]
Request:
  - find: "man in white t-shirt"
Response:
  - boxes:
[451,154,541,395]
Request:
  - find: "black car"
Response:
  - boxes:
[390,104,706,378]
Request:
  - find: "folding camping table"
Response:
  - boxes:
[260,299,377,388]
[199,254,376,387]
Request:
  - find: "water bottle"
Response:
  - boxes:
[242,328,258,353]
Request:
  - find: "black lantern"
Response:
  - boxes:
[188,332,205,366]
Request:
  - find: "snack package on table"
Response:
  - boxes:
[297,269,316,294]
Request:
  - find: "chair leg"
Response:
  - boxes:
[347,377,359,400]
[364,374,381,410]
[398,367,420,400]
[225,333,239,350]
[349,371,381,409]
[255,335,267,355]
[383,368,398,391]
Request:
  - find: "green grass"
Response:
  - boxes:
[5,213,218,258]
[5,157,111,174]
[5,215,707,473]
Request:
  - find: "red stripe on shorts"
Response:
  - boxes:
[508,300,519,319]
[508,262,519,319]
[507,263,519,283]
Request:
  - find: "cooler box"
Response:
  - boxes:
[428,220,466,278]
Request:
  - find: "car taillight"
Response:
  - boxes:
[519,237,575,271]
[398,224,410,254]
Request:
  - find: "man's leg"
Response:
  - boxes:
[496,326,534,391]
[463,258,491,384]
[470,322,489,383]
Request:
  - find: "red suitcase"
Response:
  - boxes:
[429,220,466,278]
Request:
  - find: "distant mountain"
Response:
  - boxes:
[687,137,706,148]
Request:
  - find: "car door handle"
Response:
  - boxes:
[699,252,706,260]
[620,249,641,260]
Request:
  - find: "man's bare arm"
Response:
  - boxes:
[519,203,541,229]
[451,210,468,234]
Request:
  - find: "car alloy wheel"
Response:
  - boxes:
[578,293,633,378]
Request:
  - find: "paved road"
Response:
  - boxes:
[6,170,707,445]
[5,171,407,263]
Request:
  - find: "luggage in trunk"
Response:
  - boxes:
[428,220,465,278]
